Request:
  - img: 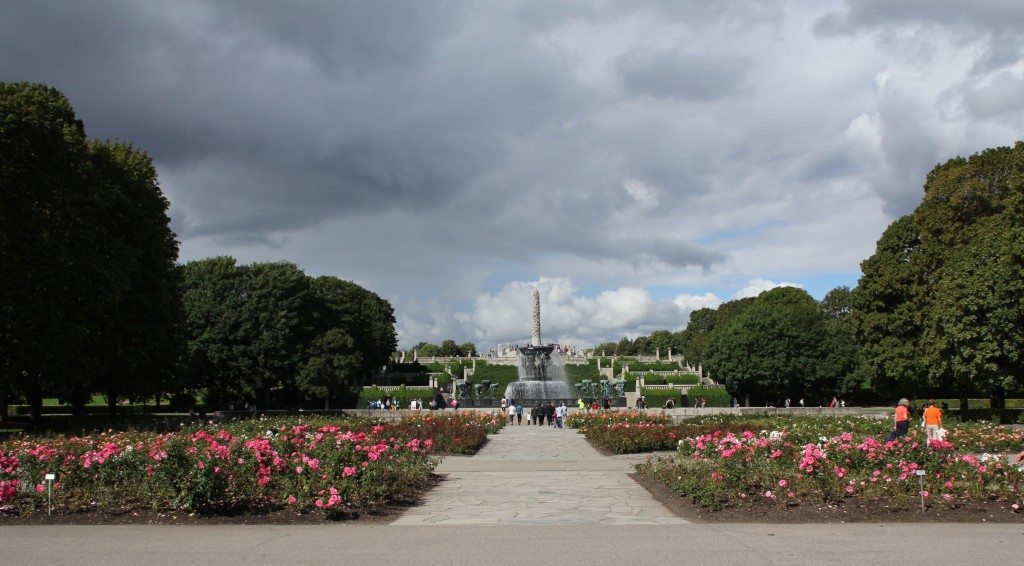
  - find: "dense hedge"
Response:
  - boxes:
[946,408,1024,424]
[357,386,440,408]
[631,373,699,385]
[465,363,518,396]
[929,398,1024,409]
[564,363,601,384]
[424,360,469,374]
[624,361,683,372]
[684,386,731,407]
[10,404,208,416]
[637,388,681,408]
[624,375,637,392]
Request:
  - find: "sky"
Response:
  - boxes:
[3,1,1022,349]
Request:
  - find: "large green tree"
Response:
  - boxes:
[181,259,313,406]
[923,215,1024,408]
[819,286,867,400]
[182,263,397,407]
[84,141,184,414]
[853,142,1024,409]
[676,298,755,367]
[851,215,929,399]
[1,83,93,419]
[705,287,827,403]
[1,82,182,419]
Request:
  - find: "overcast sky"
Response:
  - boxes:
[4,1,1022,349]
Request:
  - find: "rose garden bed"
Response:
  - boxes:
[569,411,1024,521]
[0,411,502,523]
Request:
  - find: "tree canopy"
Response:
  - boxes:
[705,287,829,403]
[180,259,397,408]
[0,82,183,418]
[852,141,1024,408]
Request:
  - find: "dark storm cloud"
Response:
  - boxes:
[1,0,590,240]
[207,0,465,75]
[4,1,1020,347]
[617,49,751,101]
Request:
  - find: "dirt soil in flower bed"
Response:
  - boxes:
[0,475,441,526]
[630,473,1024,524]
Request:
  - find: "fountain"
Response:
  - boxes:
[503,289,572,402]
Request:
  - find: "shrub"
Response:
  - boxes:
[465,363,518,396]
[357,386,437,409]
[0,413,501,518]
[564,363,601,384]
[684,386,731,407]
[637,427,1024,513]
[624,361,684,372]
[638,388,681,409]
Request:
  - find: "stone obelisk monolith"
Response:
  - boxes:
[531,289,541,347]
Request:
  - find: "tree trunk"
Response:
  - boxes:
[989,388,1005,409]
[28,392,43,422]
[70,386,90,416]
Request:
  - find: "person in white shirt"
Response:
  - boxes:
[555,402,568,428]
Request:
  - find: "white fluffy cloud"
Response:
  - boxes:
[734,279,805,300]
[400,277,754,348]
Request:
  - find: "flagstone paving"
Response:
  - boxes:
[392,421,687,525]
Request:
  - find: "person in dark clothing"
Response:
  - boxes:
[545,402,556,426]
[532,403,542,425]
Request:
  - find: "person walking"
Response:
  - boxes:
[885,398,911,443]
[516,402,524,424]
[532,402,542,426]
[555,402,567,428]
[507,403,516,425]
[923,399,942,442]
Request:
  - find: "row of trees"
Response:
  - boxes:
[594,330,679,358]
[1,83,398,418]
[410,340,476,358]
[607,287,861,404]
[182,258,397,408]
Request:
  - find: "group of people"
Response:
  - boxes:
[368,397,401,411]
[517,401,568,428]
[885,398,945,443]
[369,397,434,410]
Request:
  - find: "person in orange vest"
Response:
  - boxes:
[885,398,911,443]
[922,399,943,441]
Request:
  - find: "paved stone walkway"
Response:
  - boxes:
[392,422,687,525]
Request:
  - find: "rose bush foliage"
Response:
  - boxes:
[0,411,502,518]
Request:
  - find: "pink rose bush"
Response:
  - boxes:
[0,412,499,518]
[567,411,678,453]
[636,423,1024,513]
[571,413,1024,456]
